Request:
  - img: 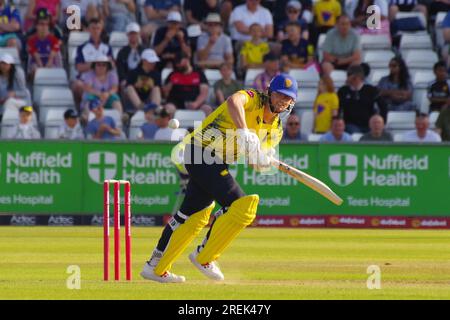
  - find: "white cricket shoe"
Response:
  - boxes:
[189,252,224,281]
[140,262,186,283]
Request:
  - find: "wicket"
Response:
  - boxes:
[103,179,132,281]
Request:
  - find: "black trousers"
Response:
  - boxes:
[179,143,245,216]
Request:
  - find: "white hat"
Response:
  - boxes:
[167,11,182,22]
[126,22,140,33]
[141,49,160,63]
[287,0,302,10]
[205,13,221,24]
[0,53,14,64]
[92,54,110,63]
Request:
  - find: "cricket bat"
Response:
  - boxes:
[271,158,343,206]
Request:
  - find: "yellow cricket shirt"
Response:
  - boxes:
[313,92,339,133]
[313,0,342,27]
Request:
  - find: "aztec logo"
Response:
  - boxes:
[328,153,358,186]
[87,152,117,184]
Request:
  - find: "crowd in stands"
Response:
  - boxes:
[0,0,449,143]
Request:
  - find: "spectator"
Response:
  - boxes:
[427,61,450,113]
[319,115,352,142]
[125,49,162,115]
[313,0,341,35]
[153,105,175,140]
[388,0,427,23]
[0,0,21,50]
[85,98,122,140]
[26,9,63,79]
[443,11,450,69]
[196,13,234,69]
[214,62,241,105]
[58,109,85,139]
[102,0,136,32]
[321,14,361,75]
[153,11,191,69]
[163,53,212,115]
[378,56,415,111]
[24,0,61,32]
[338,65,386,134]
[282,113,306,141]
[313,74,338,133]
[116,22,145,86]
[138,102,159,139]
[0,54,30,116]
[8,106,41,139]
[345,0,389,35]
[60,0,101,29]
[273,0,313,28]
[359,114,393,141]
[229,0,274,42]
[184,0,220,26]
[435,105,450,141]
[280,21,314,69]
[402,111,442,142]
[142,0,181,43]
[252,53,280,91]
[72,18,114,106]
[81,54,122,124]
[239,23,270,72]
[429,0,450,16]
[276,0,309,42]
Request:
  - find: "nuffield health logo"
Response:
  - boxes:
[88,152,117,184]
[329,154,358,186]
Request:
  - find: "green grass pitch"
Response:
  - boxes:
[1,226,449,299]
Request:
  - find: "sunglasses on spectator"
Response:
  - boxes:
[96,63,108,67]
[287,9,300,13]
[288,122,299,126]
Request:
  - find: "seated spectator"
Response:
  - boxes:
[0,54,29,116]
[338,65,386,134]
[72,18,114,106]
[58,109,85,139]
[142,0,181,44]
[253,53,280,92]
[102,0,137,33]
[345,0,389,35]
[24,0,61,32]
[153,105,175,140]
[0,0,22,50]
[196,13,233,69]
[378,57,415,111]
[388,0,427,23]
[359,114,393,141]
[116,22,145,86]
[435,105,450,141]
[85,98,122,140]
[427,61,450,113]
[137,102,158,139]
[239,23,270,72]
[313,0,341,35]
[60,0,101,30]
[26,9,63,79]
[443,11,450,69]
[313,75,338,134]
[280,21,314,70]
[8,106,41,139]
[125,49,162,114]
[319,115,352,142]
[163,53,212,115]
[214,62,241,105]
[229,0,273,42]
[153,11,192,69]
[321,14,361,75]
[276,0,309,42]
[282,113,306,141]
[184,0,220,26]
[81,54,122,124]
[402,111,442,142]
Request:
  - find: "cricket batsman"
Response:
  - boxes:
[141,74,298,283]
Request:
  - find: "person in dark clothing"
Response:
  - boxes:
[116,22,145,86]
[338,65,386,134]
